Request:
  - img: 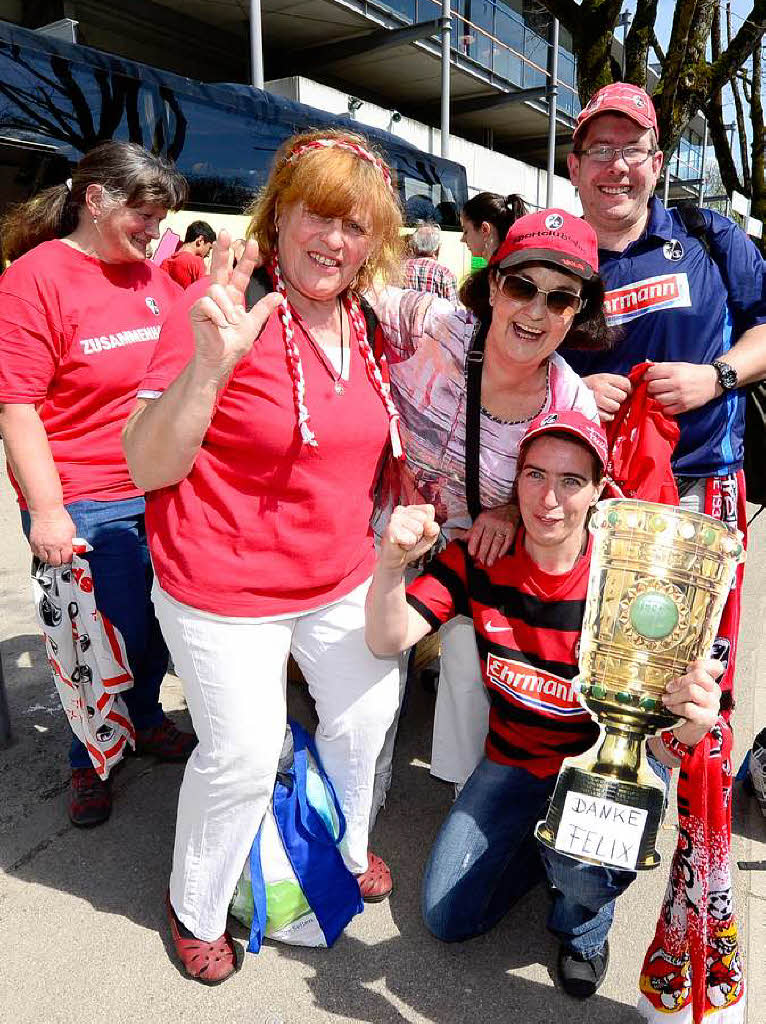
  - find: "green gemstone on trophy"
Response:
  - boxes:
[615,690,635,704]
[591,683,608,700]
[579,682,590,696]
[608,510,619,526]
[629,592,679,639]
[639,695,660,712]
[702,526,717,546]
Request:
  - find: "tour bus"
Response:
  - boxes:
[0,18,469,245]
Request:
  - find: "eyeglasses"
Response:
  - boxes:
[575,144,657,166]
[497,274,584,316]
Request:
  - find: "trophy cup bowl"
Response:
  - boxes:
[536,498,744,871]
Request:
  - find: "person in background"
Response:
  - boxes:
[460,192,528,261]
[563,82,766,716]
[0,141,196,828]
[404,220,459,303]
[123,129,404,984]
[365,412,724,999]
[161,219,216,288]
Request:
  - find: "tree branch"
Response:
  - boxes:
[536,0,580,34]
[710,0,766,95]
[625,0,660,88]
[650,28,666,63]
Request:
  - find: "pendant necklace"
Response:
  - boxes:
[292,298,346,396]
[334,301,345,395]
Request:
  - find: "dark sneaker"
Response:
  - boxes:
[135,716,197,762]
[558,940,610,998]
[357,850,393,903]
[69,766,112,827]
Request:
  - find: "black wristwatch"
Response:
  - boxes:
[712,359,738,391]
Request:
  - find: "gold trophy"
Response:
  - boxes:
[536,498,744,871]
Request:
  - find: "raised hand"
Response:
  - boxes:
[189,230,282,384]
[380,504,440,571]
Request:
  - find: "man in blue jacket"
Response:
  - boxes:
[563,82,766,711]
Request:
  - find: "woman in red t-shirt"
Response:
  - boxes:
[123,130,404,983]
[0,142,196,828]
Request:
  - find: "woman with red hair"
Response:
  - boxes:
[124,130,404,983]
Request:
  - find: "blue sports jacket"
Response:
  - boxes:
[563,198,766,478]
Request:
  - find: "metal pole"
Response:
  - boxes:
[250,0,264,90]
[546,18,559,207]
[441,0,451,158]
[698,125,709,205]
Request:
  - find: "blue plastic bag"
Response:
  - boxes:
[230,721,363,950]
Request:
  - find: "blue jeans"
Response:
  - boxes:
[422,755,669,956]
[23,497,168,768]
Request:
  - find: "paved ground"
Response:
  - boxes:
[1,446,765,1024]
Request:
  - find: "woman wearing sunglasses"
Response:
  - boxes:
[370,209,611,810]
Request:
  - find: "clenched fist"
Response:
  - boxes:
[380,504,440,572]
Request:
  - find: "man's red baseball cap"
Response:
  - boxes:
[491,209,598,281]
[573,83,659,145]
[520,410,609,473]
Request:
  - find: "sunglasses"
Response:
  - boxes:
[497,274,584,316]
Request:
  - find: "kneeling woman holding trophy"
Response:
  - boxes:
[365,411,724,999]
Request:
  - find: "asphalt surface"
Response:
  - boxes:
[1,445,765,1024]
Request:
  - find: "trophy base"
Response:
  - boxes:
[536,764,665,871]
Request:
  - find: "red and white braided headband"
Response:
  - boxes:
[286,139,394,192]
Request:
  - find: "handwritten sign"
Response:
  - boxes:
[554,792,648,870]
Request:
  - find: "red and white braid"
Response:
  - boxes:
[269,256,317,447]
[286,139,394,192]
[346,293,403,459]
[269,257,402,457]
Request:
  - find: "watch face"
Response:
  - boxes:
[715,361,738,389]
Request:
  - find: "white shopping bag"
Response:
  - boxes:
[32,539,135,778]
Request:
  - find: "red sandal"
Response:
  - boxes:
[357,850,393,903]
[165,891,239,984]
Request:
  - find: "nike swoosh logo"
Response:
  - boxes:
[485,622,512,633]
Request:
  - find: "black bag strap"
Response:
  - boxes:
[465,318,490,521]
[244,265,274,312]
[358,294,381,358]
[675,202,710,252]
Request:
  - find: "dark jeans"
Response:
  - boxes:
[23,496,168,768]
[422,755,669,956]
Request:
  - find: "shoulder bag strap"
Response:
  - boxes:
[465,318,490,521]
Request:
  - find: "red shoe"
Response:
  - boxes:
[135,716,197,762]
[165,892,239,985]
[357,850,393,903]
[69,767,112,827]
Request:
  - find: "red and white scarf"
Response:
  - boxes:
[638,721,745,1023]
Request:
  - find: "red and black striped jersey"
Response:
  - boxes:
[406,531,599,778]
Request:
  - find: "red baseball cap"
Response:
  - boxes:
[520,410,609,473]
[491,209,598,281]
[574,83,659,145]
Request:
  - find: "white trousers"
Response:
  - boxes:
[153,578,400,941]
[429,615,490,786]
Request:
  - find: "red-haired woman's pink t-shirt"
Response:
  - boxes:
[141,282,390,617]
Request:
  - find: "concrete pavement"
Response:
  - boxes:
[1,447,764,1024]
